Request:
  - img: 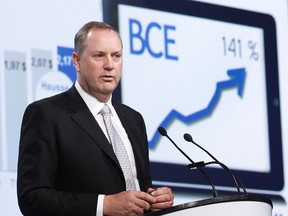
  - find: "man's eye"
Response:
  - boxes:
[112,55,121,62]
[93,54,103,59]
[115,54,121,58]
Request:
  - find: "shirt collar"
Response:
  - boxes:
[75,81,114,117]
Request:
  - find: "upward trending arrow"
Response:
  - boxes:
[149,67,246,149]
[224,67,246,97]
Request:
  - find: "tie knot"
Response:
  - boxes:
[99,104,111,116]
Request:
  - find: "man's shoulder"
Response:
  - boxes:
[112,100,139,114]
[112,100,145,124]
[31,90,68,107]
[29,85,77,106]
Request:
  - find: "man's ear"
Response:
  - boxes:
[72,52,80,71]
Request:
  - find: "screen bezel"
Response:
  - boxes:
[103,0,283,192]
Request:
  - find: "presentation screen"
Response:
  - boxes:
[103,0,283,195]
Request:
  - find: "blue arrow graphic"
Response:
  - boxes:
[148,67,246,149]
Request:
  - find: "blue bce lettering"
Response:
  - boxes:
[129,18,178,60]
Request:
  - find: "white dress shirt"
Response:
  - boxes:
[75,81,140,216]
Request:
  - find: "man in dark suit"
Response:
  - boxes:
[17,21,174,216]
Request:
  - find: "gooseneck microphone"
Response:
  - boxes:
[158,127,219,197]
[183,133,247,195]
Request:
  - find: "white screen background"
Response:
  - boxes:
[119,5,269,172]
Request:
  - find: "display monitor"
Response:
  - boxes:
[103,0,283,197]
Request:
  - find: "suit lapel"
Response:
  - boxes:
[67,86,120,169]
[113,101,143,172]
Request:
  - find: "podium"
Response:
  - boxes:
[145,195,272,216]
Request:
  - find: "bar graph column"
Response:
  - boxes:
[31,49,53,100]
[57,46,75,82]
[0,54,3,170]
[4,50,27,171]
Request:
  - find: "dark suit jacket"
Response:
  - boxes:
[17,85,152,216]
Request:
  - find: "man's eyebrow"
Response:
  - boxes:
[91,50,122,54]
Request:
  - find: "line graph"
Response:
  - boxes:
[148,67,246,149]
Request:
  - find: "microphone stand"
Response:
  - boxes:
[184,133,247,195]
[158,127,219,198]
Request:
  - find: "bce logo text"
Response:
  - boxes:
[128,18,178,61]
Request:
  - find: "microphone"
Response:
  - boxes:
[183,133,247,195]
[158,127,219,197]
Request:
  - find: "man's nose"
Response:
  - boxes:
[103,56,113,70]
